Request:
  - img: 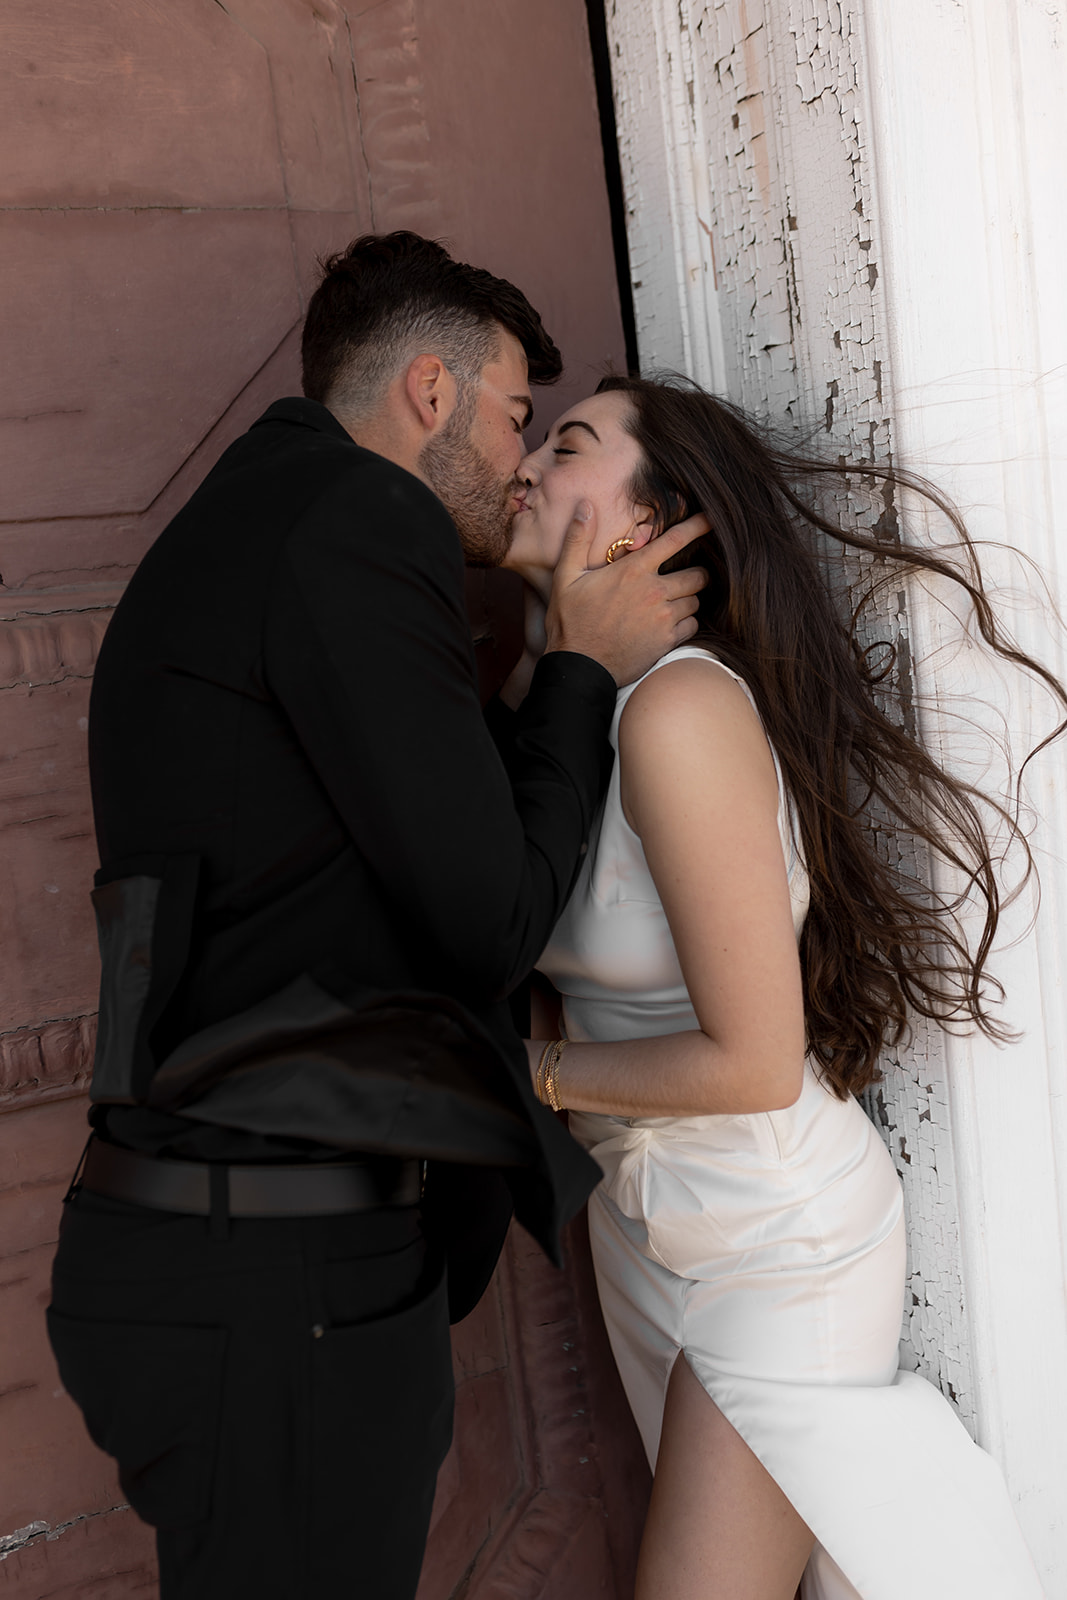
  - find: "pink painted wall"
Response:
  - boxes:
[0,2,649,1594]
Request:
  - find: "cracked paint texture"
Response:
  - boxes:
[606,0,975,1426]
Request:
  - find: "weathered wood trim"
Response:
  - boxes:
[456,1227,615,1597]
[0,608,114,691]
[604,0,974,1421]
[606,0,1067,1579]
[858,0,1067,1574]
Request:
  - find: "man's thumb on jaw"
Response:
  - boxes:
[557,500,597,570]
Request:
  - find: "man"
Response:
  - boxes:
[47,233,705,1598]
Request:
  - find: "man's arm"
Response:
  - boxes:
[266,460,615,1001]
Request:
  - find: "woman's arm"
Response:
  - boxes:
[531,657,808,1117]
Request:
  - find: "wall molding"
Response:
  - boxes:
[0,606,115,691]
[858,0,1067,1571]
[0,1015,96,1114]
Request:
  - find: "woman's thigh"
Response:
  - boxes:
[636,1354,813,1600]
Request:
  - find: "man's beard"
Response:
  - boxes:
[418,405,515,568]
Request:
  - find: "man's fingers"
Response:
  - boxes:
[636,510,711,563]
[661,566,709,598]
[664,592,702,626]
[554,500,597,576]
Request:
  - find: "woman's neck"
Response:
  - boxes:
[507,564,553,605]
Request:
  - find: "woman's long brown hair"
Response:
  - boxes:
[599,373,1067,1096]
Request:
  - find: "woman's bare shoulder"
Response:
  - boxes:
[620,653,761,741]
[618,652,780,833]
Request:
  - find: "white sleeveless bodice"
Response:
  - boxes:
[540,644,810,1046]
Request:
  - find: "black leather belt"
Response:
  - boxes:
[80,1138,422,1218]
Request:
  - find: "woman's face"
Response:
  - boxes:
[505,390,653,586]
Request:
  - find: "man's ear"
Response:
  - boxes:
[403,353,458,436]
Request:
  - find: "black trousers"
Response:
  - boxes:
[48,1186,453,1599]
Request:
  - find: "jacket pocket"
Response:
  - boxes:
[46,1307,227,1530]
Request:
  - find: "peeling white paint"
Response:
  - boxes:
[606,0,973,1423]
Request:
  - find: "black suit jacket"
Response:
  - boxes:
[88,398,614,1311]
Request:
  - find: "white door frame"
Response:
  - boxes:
[603,0,1067,1580]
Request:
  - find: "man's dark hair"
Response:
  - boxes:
[301,232,562,420]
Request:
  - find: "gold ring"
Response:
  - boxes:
[605,538,635,563]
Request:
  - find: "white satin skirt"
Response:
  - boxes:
[570,1062,1044,1598]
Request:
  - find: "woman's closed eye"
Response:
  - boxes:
[552,447,577,457]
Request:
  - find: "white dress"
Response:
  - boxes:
[538,645,1043,1599]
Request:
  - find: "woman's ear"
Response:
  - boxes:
[627,506,659,551]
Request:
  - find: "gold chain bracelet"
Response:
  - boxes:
[536,1038,568,1112]
[535,1040,554,1106]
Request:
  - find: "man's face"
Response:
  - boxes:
[418,329,532,567]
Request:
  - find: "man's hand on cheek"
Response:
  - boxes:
[545,505,710,687]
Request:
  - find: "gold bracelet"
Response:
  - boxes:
[535,1040,557,1107]
[548,1039,567,1111]
[544,1038,568,1112]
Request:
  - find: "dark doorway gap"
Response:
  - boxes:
[584,0,640,375]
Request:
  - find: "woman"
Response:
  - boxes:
[500,375,1055,1599]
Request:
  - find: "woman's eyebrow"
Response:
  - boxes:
[556,419,601,442]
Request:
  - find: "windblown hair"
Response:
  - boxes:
[598,373,1066,1096]
[302,232,561,421]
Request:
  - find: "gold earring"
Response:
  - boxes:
[605,537,635,563]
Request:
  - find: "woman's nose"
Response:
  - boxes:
[518,451,542,487]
